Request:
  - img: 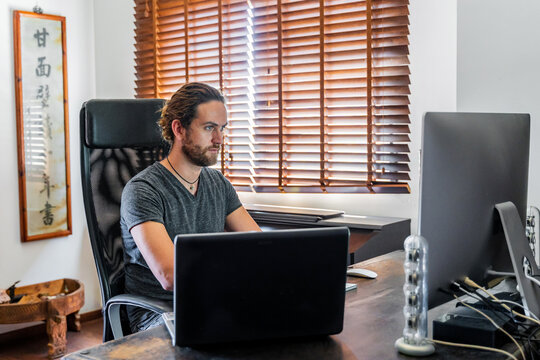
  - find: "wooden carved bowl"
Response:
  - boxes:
[0,278,85,358]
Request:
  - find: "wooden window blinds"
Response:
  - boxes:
[134,0,411,193]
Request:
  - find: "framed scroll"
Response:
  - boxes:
[13,10,71,242]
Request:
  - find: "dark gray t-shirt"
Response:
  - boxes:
[120,162,242,329]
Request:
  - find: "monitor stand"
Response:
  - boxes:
[495,201,540,318]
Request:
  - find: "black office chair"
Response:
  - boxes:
[80,99,173,341]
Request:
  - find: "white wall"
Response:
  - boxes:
[94,0,135,98]
[0,0,99,315]
[457,0,540,209]
[92,0,458,235]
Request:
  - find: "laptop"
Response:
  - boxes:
[246,204,345,223]
[163,227,350,346]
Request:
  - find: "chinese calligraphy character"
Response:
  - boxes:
[44,114,52,140]
[40,201,55,226]
[35,57,51,77]
[40,173,51,198]
[36,85,50,108]
[34,27,49,47]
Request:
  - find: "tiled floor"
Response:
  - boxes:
[0,317,103,360]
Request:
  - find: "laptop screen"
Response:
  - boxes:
[173,227,350,346]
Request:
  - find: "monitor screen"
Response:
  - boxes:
[419,112,530,308]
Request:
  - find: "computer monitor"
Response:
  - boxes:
[419,112,530,308]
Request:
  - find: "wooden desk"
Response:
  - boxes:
[64,252,513,360]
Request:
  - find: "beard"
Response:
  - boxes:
[182,138,220,167]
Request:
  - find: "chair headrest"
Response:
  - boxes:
[82,99,166,149]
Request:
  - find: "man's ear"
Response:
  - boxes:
[171,119,187,139]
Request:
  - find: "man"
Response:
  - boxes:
[120,83,261,332]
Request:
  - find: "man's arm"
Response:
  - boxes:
[130,206,259,291]
[225,206,261,232]
[130,221,175,291]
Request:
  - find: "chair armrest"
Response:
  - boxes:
[105,294,173,340]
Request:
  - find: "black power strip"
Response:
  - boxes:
[433,292,523,348]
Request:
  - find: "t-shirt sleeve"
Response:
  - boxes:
[221,173,242,216]
[121,178,165,231]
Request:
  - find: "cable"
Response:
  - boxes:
[454,281,514,320]
[526,326,540,359]
[464,277,540,326]
[440,286,520,331]
[452,281,517,326]
[465,277,540,324]
[453,295,526,360]
[429,339,518,360]
[527,327,540,359]
[456,296,525,360]
[441,285,529,336]
[469,288,540,358]
[486,269,516,277]
[525,272,540,288]
[495,299,540,321]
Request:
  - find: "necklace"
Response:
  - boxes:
[166,157,200,191]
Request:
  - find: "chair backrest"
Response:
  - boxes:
[80,99,168,340]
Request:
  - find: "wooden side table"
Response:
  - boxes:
[0,278,84,358]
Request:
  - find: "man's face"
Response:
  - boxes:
[181,100,227,167]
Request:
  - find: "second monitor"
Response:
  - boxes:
[419,112,530,308]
